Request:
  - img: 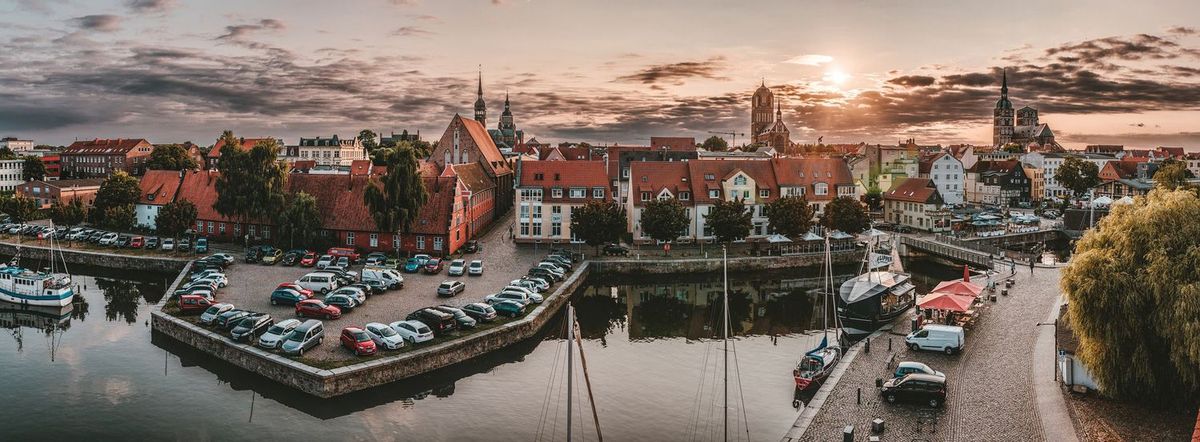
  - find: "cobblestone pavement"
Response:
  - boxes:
[792,265,1064,442]
[206,210,546,361]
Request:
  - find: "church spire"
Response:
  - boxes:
[775,102,782,120]
[1001,68,1008,97]
[473,66,487,125]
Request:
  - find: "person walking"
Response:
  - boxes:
[1029,258,1035,275]
[1010,260,1015,275]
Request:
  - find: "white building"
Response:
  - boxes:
[0,137,34,153]
[0,159,23,192]
[1023,152,1114,200]
[883,178,950,233]
[920,153,964,205]
[293,135,365,166]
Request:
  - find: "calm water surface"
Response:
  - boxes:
[0,259,959,441]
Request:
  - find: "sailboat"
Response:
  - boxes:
[561,303,603,442]
[793,234,843,390]
[0,223,74,307]
[836,233,915,336]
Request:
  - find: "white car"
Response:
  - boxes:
[199,303,234,324]
[364,322,405,350]
[389,320,434,344]
[257,319,301,349]
[467,260,484,276]
[209,253,235,265]
[161,238,175,251]
[316,255,335,269]
[502,286,544,303]
[510,279,545,293]
[99,232,119,246]
[193,274,228,288]
[447,259,467,276]
[486,291,531,306]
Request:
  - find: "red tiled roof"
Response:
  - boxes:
[349,159,371,176]
[966,159,1020,174]
[650,137,697,151]
[64,138,151,155]
[450,162,496,193]
[1158,146,1185,159]
[287,174,455,235]
[630,162,692,207]
[1107,161,1140,179]
[688,160,778,204]
[885,177,940,204]
[520,160,609,201]
[176,170,234,223]
[456,115,512,176]
[209,137,275,159]
[290,160,317,172]
[770,157,853,201]
[138,170,183,205]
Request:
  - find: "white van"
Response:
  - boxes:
[905,324,965,355]
[295,272,338,294]
[361,267,404,289]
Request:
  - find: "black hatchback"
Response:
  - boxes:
[880,373,947,408]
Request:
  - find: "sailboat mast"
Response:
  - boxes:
[567,303,574,442]
[722,245,729,442]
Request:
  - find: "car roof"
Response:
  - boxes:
[900,373,945,383]
[295,319,321,332]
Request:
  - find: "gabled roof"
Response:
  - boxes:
[630,161,692,207]
[176,170,234,223]
[209,137,278,159]
[63,138,151,155]
[770,157,853,201]
[688,159,778,204]
[349,160,371,177]
[287,174,456,235]
[1105,161,1140,179]
[138,170,183,206]
[884,177,941,204]
[455,115,512,177]
[966,159,1021,174]
[1157,146,1185,158]
[519,160,608,200]
[450,162,496,193]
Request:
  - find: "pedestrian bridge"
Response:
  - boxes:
[899,235,996,269]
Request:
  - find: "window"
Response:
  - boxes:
[520,222,530,236]
[593,188,604,198]
[249,225,256,237]
[569,188,585,198]
[815,183,829,195]
[416,236,425,249]
[532,205,542,219]
[704,173,715,180]
[622,167,629,178]
[263,226,270,239]
[551,221,562,237]
[733,175,747,185]
[759,189,769,198]
[347,232,355,245]
[680,191,690,201]
[552,188,563,198]
[219,223,225,234]
[640,192,650,201]
[433,237,443,251]
[207,221,214,234]
[709,190,719,198]
[532,221,542,237]
[369,233,378,247]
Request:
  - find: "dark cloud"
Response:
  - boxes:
[126,0,175,13]
[1059,131,1200,147]
[615,57,729,85]
[71,14,121,32]
[217,19,285,41]
[1167,26,1196,36]
[391,26,433,37]
[939,72,995,87]
[887,75,935,87]
[1044,34,1188,70]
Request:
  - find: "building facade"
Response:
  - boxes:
[0,137,34,152]
[135,170,185,229]
[17,179,103,209]
[918,153,964,205]
[749,83,790,151]
[992,70,1060,150]
[206,137,282,170]
[0,159,22,192]
[61,138,152,178]
[884,178,949,232]
[431,114,515,218]
[965,160,1032,206]
[294,135,365,166]
[514,160,610,244]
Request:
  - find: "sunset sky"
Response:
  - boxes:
[3,0,1200,149]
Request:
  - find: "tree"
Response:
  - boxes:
[146,143,198,170]
[766,195,815,238]
[1,195,38,223]
[102,205,135,231]
[364,147,428,258]
[50,199,87,226]
[640,198,689,245]
[275,192,323,249]
[1061,189,1200,405]
[570,200,626,253]
[0,147,15,160]
[1001,143,1026,154]
[705,198,753,243]
[213,134,288,241]
[822,196,869,234]
[701,135,729,152]
[156,200,197,240]
[864,185,883,212]
[22,156,46,181]
[358,129,379,152]
[90,171,141,226]
[1153,161,1191,190]
[1055,156,1101,198]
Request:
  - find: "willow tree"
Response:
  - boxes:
[364,147,427,258]
[1061,189,1200,405]
[213,134,288,244]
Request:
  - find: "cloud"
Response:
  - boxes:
[615,57,729,85]
[389,0,420,5]
[1043,34,1188,69]
[71,15,122,32]
[217,19,285,41]
[887,75,936,87]
[783,54,833,66]
[125,0,175,14]
[1167,26,1196,36]
[391,26,434,37]
[1059,131,1200,147]
[409,14,439,22]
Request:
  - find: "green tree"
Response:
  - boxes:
[822,196,869,234]
[765,195,814,238]
[102,205,135,231]
[213,133,288,242]
[146,143,198,170]
[640,198,689,245]
[1001,143,1026,154]
[570,199,626,253]
[358,129,379,152]
[22,156,47,181]
[275,192,323,249]
[1153,161,1191,190]
[1061,189,1200,404]
[156,200,197,241]
[90,171,141,226]
[364,147,428,258]
[864,185,883,212]
[1055,156,1101,198]
[701,135,729,152]
[705,198,752,244]
[1,195,38,223]
[49,198,87,227]
[0,147,15,160]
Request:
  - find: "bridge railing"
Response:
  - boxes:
[930,234,1006,256]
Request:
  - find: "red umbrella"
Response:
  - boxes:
[932,280,983,297]
[917,291,975,312]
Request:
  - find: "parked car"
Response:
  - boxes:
[194,237,209,254]
[501,286,544,303]
[326,247,361,264]
[323,293,359,311]
[406,308,457,336]
[437,280,466,297]
[215,310,252,330]
[491,299,526,317]
[295,299,341,320]
[486,291,531,306]
[99,232,119,246]
[424,258,444,274]
[403,258,421,273]
[334,256,350,268]
[464,240,480,253]
[270,288,309,306]
[344,282,379,298]
[385,256,400,270]
[364,322,405,350]
[364,252,388,267]
[208,253,235,266]
[520,276,551,291]
[880,373,947,408]
[433,305,477,329]
[193,274,228,288]
[199,303,235,324]
[316,254,335,269]
[510,278,546,293]
[178,238,191,251]
[257,319,301,349]
[178,294,215,314]
[281,249,305,266]
[461,302,497,323]
[276,282,313,297]
[261,248,284,265]
[893,361,946,379]
[537,262,567,275]
[145,237,160,249]
[603,243,629,256]
[905,324,966,355]
[130,236,144,248]
[300,252,318,267]
[467,260,483,276]
[340,327,377,356]
[389,320,434,344]
[412,254,432,266]
[280,319,325,355]
[362,267,404,289]
[545,255,573,270]
[243,246,259,263]
[320,267,358,285]
[447,259,467,276]
[362,278,388,294]
[529,267,562,282]
[295,272,338,294]
[230,313,274,342]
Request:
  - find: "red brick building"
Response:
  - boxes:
[206,137,281,170]
[61,138,153,178]
[432,114,514,218]
[17,178,104,209]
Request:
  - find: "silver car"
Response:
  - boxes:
[258,319,301,349]
[199,303,234,324]
[364,322,405,350]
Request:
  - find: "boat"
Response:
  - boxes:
[836,235,915,336]
[0,223,75,307]
[794,234,843,390]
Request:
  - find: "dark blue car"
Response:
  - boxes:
[270,288,307,306]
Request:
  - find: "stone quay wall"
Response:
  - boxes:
[589,250,860,275]
[0,241,189,273]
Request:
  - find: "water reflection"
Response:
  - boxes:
[99,278,142,324]
[0,303,72,358]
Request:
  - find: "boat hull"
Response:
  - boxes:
[837,300,913,336]
[0,287,74,307]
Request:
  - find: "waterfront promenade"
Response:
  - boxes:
[786,264,1070,441]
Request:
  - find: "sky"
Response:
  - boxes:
[2,0,1200,149]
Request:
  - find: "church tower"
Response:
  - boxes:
[474,70,487,126]
[763,103,791,150]
[750,80,775,144]
[993,69,1014,147]
[499,91,514,132]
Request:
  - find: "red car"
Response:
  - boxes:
[340,327,377,356]
[130,236,145,248]
[300,252,318,267]
[326,247,360,264]
[277,282,313,297]
[424,258,443,274]
[295,299,342,320]
[178,294,214,314]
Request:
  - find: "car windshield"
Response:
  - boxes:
[439,283,452,289]
[470,262,482,268]
[284,331,303,342]
[352,331,370,341]
[204,306,222,315]
[266,324,288,334]
[238,317,259,327]
[376,327,397,337]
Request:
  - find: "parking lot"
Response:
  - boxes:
[188,222,551,363]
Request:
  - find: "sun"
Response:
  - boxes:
[824,68,850,86]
